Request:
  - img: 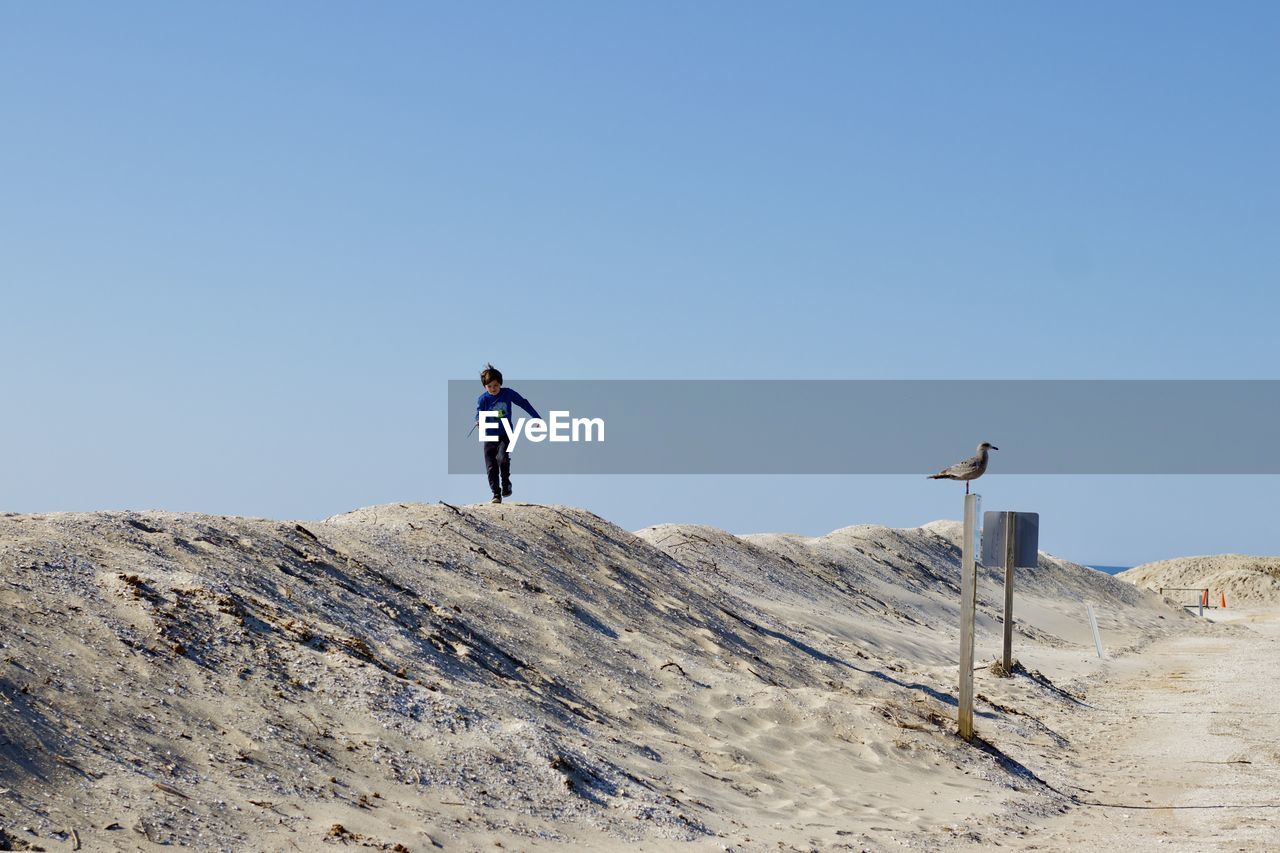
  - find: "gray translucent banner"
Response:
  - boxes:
[447,380,1280,474]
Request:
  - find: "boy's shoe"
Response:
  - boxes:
[501,484,513,498]
[490,495,502,504]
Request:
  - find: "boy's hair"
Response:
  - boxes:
[480,363,503,386]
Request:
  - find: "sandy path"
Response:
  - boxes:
[1010,610,1280,850]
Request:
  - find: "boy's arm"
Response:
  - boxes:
[511,390,540,420]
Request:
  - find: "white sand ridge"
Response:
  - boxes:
[0,503,1196,851]
[1118,554,1280,607]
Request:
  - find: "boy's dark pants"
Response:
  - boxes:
[483,435,512,497]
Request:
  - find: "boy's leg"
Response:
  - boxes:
[497,437,512,495]
[483,439,502,498]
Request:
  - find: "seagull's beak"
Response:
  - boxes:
[990,445,999,451]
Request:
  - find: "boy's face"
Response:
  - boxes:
[484,380,502,395]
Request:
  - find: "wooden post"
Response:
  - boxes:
[958,493,979,741]
[1001,510,1016,674]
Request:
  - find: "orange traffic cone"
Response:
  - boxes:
[1220,591,1227,609]
[1201,589,1209,607]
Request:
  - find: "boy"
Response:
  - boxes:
[475,364,540,504]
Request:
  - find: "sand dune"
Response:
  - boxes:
[1119,554,1280,606]
[0,503,1213,850]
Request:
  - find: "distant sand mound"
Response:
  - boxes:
[1118,554,1280,605]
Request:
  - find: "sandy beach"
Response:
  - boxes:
[1,503,1275,851]
[1009,608,1280,851]
[8,2,1278,848]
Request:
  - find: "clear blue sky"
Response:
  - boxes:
[2,3,1276,565]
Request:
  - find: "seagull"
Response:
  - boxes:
[928,442,998,494]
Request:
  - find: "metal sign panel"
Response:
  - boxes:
[981,511,1040,567]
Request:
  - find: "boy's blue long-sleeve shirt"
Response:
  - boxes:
[475,387,540,425]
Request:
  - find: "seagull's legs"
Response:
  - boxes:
[965,482,970,495]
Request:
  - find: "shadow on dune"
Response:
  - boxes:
[0,675,61,787]
[712,603,1000,715]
